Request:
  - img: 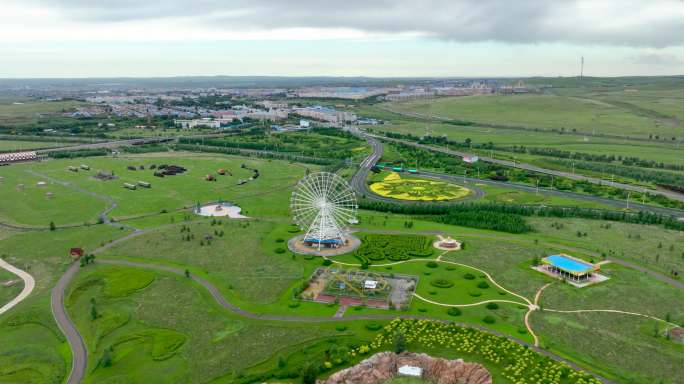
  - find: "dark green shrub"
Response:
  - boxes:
[275,247,286,254]
[322,259,333,266]
[365,322,382,331]
[335,325,347,332]
[430,278,454,288]
[426,261,438,268]
[463,273,476,280]
[477,281,490,289]
[447,307,462,316]
[486,302,499,310]
[483,315,496,324]
[469,291,482,297]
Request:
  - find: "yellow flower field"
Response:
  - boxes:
[370,172,470,201]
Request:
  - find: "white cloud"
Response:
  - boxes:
[4,0,684,47]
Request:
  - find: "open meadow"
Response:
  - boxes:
[0,151,682,384]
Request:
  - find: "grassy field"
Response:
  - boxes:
[0,100,85,126]
[530,218,684,278]
[376,119,684,165]
[0,140,71,151]
[66,264,344,383]
[0,152,682,383]
[0,269,22,306]
[531,263,684,383]
[384,94,682,139]
[0,224,132,383]
[0,152,314,226]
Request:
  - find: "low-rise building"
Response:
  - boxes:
[293,106,356,125]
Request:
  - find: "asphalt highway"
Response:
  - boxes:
[373,134,684,202]
[349,129,684,219]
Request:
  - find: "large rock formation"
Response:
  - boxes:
[319,351,491,384]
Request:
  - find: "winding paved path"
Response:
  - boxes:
[95,258,615,384]
[51,262,88,384]
[0,259,35,316]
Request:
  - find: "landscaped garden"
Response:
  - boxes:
[370,172,470,201]
[1,149,682,384]
[352,234,434,265]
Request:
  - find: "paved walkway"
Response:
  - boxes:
[0,259,35,316]
[94,258,615,384]
[50,262,87,384]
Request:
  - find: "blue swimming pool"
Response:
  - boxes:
[545,254,593,274]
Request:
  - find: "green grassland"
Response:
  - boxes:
[0,269,22,306]
[0,140,71,151]
[0,100,86,126]
[0,152,313,226]
[385,94,682,139]
[0,225,133,383]
[0,153,682,383]
[531,263,684,383]
[371,118,684,165]
[66,264,346,383]
[180,128,372,162]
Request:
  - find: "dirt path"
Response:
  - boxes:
[413,294,527,308]
[93,258,615,384]
[543,308,679,328]
[0,258,35,316]
[524,283,552,347]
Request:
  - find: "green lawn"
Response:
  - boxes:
[0,152,681,384]
[386,94,680,139]
[0,140,71,151]
[0,224,133,384]
[66,264,342,383]
[0,100,85,126]
[0,153,314,226]
[0,268,22,307]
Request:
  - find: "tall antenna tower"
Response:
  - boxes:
[580,56,584,80]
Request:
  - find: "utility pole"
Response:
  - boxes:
[536,179,539,194]
[572,161,575,175]
[580,56,584,80]
[626,192,631,210]
[463,169,467,184]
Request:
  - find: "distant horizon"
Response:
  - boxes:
[2,74,684,81]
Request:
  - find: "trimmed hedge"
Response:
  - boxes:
[430,278,454,288]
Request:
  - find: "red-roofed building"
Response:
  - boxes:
[70,247,84,259]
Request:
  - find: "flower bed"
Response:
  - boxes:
[348,319,602,384]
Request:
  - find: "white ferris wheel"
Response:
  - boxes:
[290,172,358,249]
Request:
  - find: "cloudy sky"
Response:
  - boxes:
[2,0,684,78]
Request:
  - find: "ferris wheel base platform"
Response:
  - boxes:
[288,234,361,257]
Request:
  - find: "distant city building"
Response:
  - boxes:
[174,118,221,129]
[293,106,356,126]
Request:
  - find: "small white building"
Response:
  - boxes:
[398,365,422,377]
[300,119,311,128]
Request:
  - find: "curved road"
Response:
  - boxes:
[96,258,615,384]
[349,129,684,219]
[374,133,684,203]
[0,258,35,316]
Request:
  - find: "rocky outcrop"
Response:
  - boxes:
[319,351,492,384]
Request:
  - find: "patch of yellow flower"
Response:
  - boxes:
[348,319,602,384]
[369,173,470,201]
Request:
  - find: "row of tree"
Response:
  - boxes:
[357,199,684,231]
